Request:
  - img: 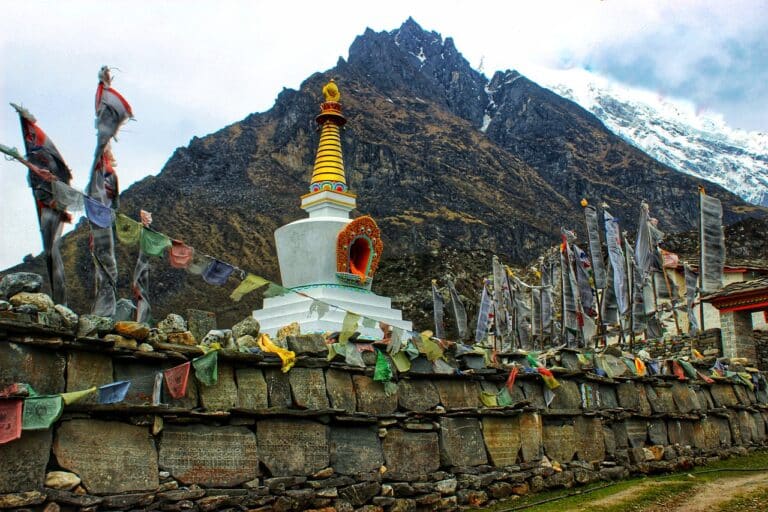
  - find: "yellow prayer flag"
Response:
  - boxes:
[230,274,269,302]
[480,391,498,407]
[257,333,296,373]
[61,387,97,405]
[339,312,361,344]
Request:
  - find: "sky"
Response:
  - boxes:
[1,0,766,269]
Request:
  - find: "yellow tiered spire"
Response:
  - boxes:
[309,79,349,193]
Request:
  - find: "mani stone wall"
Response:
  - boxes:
[1,331,768,512]
[754,330,768,372]
[638,329,723,360]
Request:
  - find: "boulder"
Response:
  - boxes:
[232,317,260,339]
[77,315,115,338]
[158,314,188,334]
[0,272,42,299]
[167,331,197,346]
[114,321,151,340]
[54,304,79,329]
[277,322,300,341]
[9,292,54,312]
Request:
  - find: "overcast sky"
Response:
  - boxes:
[1,0,766,269]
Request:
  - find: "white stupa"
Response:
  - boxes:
[252,80,412,338]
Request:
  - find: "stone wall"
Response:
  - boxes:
[635,329,722,360]
[1,327,768,512]
[755,330,768,372]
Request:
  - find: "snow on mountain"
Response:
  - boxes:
[529,68,768,206]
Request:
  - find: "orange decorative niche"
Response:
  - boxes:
[336,216,383,285]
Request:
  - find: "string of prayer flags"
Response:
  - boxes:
[537,367,560,390]
[169,240,194,269]
[362,316,378,329]
[0,399,23,444]
[152,373,163,406]
[52,181,85,212]
[308,299,331,320]
[193,350,219,386]
[340,312,361,344]
[692,349,704,360]
[163,362,191,399]
[202,259,235,286]
[84,196,114,228]
[98,381,131,404]
[230,273,269,302]
[61,387,97,405]
[140,228,171,257]
[388,326,406,355]
[22,395,63,430]
[373,350,393,382]
[115,213,141,245]
[257,334,296,373]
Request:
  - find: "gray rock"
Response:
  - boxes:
[76,314,115,338]
[158,313,188,334]
[54,304,78,328]
[113,298,136,322]
[0,272,42,299]
[232,316,260,339]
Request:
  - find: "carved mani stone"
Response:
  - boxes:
[482,417,522,467]
[257,419,329,476]
[438,417,487,467]
[382,429,439,481]
[0,429,52,493]
[329,426,384,476]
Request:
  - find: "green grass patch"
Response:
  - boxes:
[715,486,768,511]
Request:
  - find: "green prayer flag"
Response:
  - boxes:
[115,214,141,245]
[263,283,288,298]
[480,391,498,407]
[339,312,361,344]
[391,351,412,373]
[22,395,63,430]
[404,340,420,360]
[373,350,393,382]
[61,387,97,405]
[678,360,698,380]
[497,387,513,407]
[140,228,171,257]
[526,353,540,368]
[193,351,218,387]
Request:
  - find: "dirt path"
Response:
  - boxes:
[587,481,675,510]
[668,472,768,512]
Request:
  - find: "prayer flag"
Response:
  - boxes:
[84,196,114,228]
[263,283,287,298]
[391,351,411,373]
[61,387,97,405]
[257,334,296,373]
[0,399,23,445]
[431,281,445,339]
[202,258,235,286]
[163,362,191,399]
[115,214,141,245]
[684,263,699,334]
[22,395,63,430]
[193,350,219,386]
[152,373,163,406]
[383,381,398,397]
[526,353,540,368]
[697,370,715,384]
[447,279,469,340]
[492,256,509,335]
[679,360,698,380]
[497,387,513,407]
[414,332,443,362]
[373,350,393,382]
[634,357,647,377]
[52,181,85,212]
[308,299,331,319]
[169,240,194,269]
[672,360,686,380]
[98,381,131,404]
[475,281,492,343]
[480,391,498,407]
[340,312,361,344]
[93,67,133,162]
[584,205,607,289]
[506,366,519,391]
[537,367,560,390]
[187,253,211,275]
[699,191,725,293]
[604,211,629,315]
[140,228,171,257]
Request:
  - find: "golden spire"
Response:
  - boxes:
[309,79,348,193]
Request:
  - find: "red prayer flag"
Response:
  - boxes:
[506,366,519,391]
[169,240,194,269]
[0,399,23,445]
[672,360,686,381]
[163,362,190,399]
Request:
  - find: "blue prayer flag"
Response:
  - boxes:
[202,259,234,286]
[84,196,114,228]
[98,380,131,404]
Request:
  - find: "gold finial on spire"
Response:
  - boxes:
[309,79,349,194]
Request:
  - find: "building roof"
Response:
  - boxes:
[701,276,768,312]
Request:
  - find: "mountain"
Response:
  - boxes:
[4,18,765,330]
[536,68,768,206]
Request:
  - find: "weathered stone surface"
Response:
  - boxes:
[700,418,721,450]
[54,420,158,494]
[232,316,260,339]
[648,419,668,446]
[235,368,268,410]
[0,343,65,395]
[0,490,45,508]
[603,426,616,456]
[286,334,326,355]
[671,382,699,413]
[612,422,629,449]
[199,364,238,411]
[105,334,138,350]
[625,419,648,448]
[617,383,644,413]
[753,412,766,441]
[695,388,714,410]
[733,385,752,406]
[167,331,197,346]
[574,416,605,462]
[542,420,576,463]
[10,291,54,312]
[353,375,398,415]
[647,386,676,414]
[599,385,619,408]
[54,304,78,328]
[714,416,732,445]
[434,379,481,409]
[521,381,546,408]
[159,425,258,487]
[77,314,114,338]
[289,368,330,410]
[158,313,187,334]
[66,352,113,404]
[710,384,739,407]
[439,417,487,467]
[738,410,757,444]
[114,321,150,340]
[667,420,695,447]
[579,382,601,409]
[519,413,543,461]
[548,380,580,410]
[482,417,521,467]
[257,419,329,476]
[101,492,154,509]
[114,361,161,405]
[0,429,52,493]
[265,368,292,408]
[330,427,384,476]
[339,481,381,506]
[186,309,217,343]
[397,379,439,412]
[382,430,439,480]
[44,489,102,507]
[325,369,356,413]
[0,272,42,298]
[45,471,81,490]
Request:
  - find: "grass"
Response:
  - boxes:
[473,449,768,512]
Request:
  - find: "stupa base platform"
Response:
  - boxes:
[252,285,412,339]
